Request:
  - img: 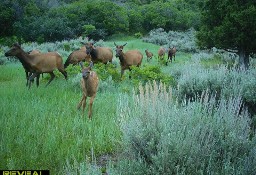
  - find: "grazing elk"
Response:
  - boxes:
[167,46,177,65]
[158,47,165,61]
[5,43,67,89]
[77,61,99,119]
[114,42,143,78]
[145,49,153,62]
[82,42,113,64]
[64,46,91,68]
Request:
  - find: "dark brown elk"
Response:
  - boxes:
[83,42,113,64]
[5,43,67,88]
[158,47,165,61]
[167,46,177,64]
[77,61,99,119]
[114,42,143,78]
[145,49,153,62]
[64,46,91,68]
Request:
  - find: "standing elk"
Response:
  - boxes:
[5,43,67,89]
[158,47,165,61]
[77,61,99,119]
[64,46,91,68]
[145,49,153,62]
[82,42,113,64]
[114,42,143,78]
[167,46,177,65]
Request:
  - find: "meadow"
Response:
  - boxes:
[0,36,255,174]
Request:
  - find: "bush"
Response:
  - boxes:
[116,81,256,175]
[129,65,176,87]
[143,28,197,52]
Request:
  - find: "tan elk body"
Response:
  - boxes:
[83,42,113,64]
[145,49,154,62]
[64,46,91,68]
[158,47,165,60]
[5,43,67,88]
[114,42,143,78]
[77,62,99,119]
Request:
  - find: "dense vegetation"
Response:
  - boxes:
[0,0,202,43]
[1,0,256,174]
[1,34,256,174]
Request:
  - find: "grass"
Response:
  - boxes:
[0,38,192,174]
[1,37,254,174]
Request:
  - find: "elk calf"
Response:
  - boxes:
[145,49,153,62]
[77,62,99,119]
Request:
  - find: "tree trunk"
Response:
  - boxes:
[238,49,249,69]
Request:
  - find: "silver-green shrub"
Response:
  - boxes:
[116,81,255,175]
[143,28,197,53]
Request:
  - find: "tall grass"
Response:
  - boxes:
[1,36,255,174]
[0,64,121,174]
[115,81,256,175]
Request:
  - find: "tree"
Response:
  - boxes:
[197,0,256,68]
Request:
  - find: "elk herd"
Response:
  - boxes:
[4,42,176,119]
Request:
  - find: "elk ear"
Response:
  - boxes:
[114,42,117,46]
[123,43,127,47]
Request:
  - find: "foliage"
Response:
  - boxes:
[143,28,197,52]
[197,0,256,67]
[1,0,202,42]
[116,81,256,174]
[129,65,176,87]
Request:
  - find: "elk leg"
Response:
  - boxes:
[88,95,95,119]
[28,73,39,89]
[59,69,68,80]
[36,74,40,87]
[82,95,87,114]
[45,72,55,86]
[77,94,85,110]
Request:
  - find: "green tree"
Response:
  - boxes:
[0,1,15,36]
[197,0,256,68]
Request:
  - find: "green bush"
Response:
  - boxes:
[129,65,176,86]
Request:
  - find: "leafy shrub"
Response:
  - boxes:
[129,65,176,87]
[116,81,255,175]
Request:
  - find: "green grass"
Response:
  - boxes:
[1,37,224,174]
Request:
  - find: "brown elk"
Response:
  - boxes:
[145,49,153,62]
[167,46,177,64]
[77,61,99,119]
[158,47,165,61]
[5,43,67,88]
[114,42,143,78]
[64,46,91,68]
[82,42,113,64]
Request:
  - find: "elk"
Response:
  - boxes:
[5,48,41,87]
[82,42,113,64]
[77,61,99,119]
[64,46,91,68]
[158,47,165,61]
[5,43,67,89]
[167,46,177,64]
[114,42,143,78]
[145,49,153,62]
